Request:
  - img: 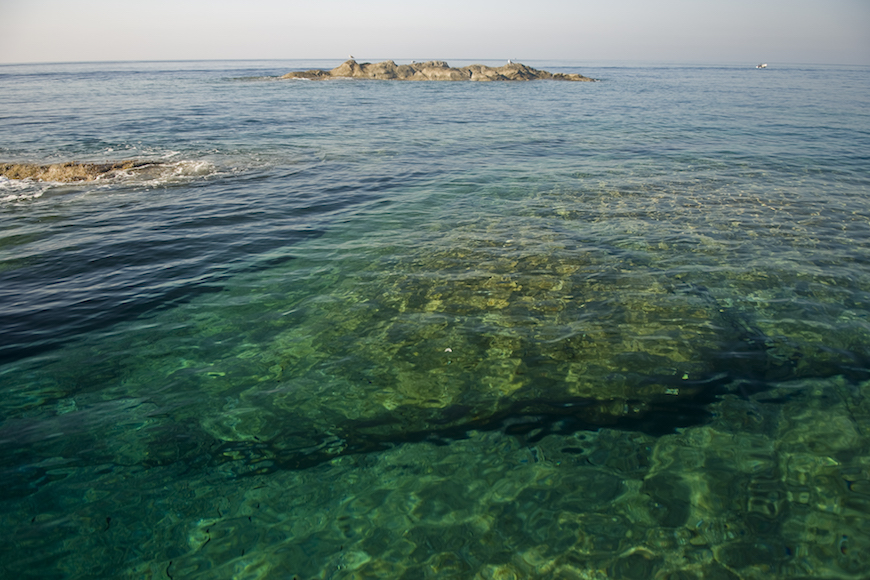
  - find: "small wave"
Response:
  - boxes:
[0,176,52,202]
[229,75,282,82]
[114,159,217,184]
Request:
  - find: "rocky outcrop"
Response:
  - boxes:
[282,60,596,82]
[0,160,158,182]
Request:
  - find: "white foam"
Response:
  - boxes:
[154,159,215,180]
[96,159,220,187]
[0,176,50,202]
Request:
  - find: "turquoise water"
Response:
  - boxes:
[1,60,869,579]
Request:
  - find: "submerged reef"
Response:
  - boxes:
[0,160,159,182]
[3,182,869,578]
[145,216,866,471]
[4,246,869,578]
[3,192,865,472]
[282,60,597,82]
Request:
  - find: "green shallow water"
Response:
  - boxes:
[1,61,870,579]
[2,375,870,579]
[3,174,869,578]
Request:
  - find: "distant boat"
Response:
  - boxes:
[756,63,768,69]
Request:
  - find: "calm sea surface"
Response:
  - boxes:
[1,59,869,579]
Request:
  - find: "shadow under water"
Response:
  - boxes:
[206,277,867,474]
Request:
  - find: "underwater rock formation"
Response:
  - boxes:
[195,238,854,471]
[282,60,596,82]
[0,160,158,182]
[5,183,865,475]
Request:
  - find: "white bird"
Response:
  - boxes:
[507,59,512,64]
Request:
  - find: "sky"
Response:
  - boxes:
[1,0,868,65]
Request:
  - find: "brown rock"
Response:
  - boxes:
[0,160,159,182]
[282,59,596,82]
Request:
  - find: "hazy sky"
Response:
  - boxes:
[1,0,868,65]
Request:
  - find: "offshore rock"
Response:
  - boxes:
[0,160,158,182]
[282,60,596,82]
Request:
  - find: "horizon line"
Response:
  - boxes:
[1,57,868,68]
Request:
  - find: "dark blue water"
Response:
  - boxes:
[1,60,869,579]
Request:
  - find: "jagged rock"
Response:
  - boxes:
[282,60,596,82]
[0,160,158,182]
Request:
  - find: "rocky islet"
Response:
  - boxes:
[282,59,597,82]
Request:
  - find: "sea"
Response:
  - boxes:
[0,59,868,579]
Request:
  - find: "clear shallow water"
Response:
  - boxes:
[1,60,869,579]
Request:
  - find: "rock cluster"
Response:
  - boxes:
[0,160,157,182]
[282,59,596,82]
